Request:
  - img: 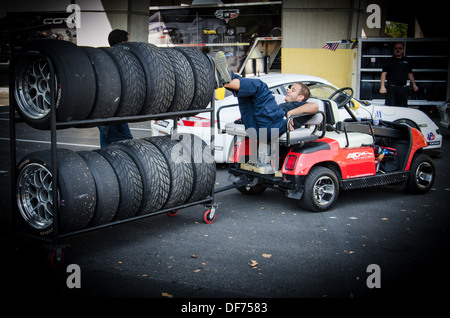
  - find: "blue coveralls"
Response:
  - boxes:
[232,73,287,140]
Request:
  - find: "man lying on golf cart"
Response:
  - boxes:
[214,53,435,212]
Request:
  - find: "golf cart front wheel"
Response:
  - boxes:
[406,154,435,194]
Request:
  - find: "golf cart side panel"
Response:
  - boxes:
[281,138,376,179]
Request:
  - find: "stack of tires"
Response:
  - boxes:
[13,39,215,129]
[16,134,216,236]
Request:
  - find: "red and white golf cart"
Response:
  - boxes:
[223,88,436,212]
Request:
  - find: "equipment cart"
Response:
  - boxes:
[8,42,218,267]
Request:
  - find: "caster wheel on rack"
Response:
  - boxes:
[49,249,65,268]
[203,209,215,224]
[168,210,178,217]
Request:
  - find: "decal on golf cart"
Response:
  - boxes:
[346,151,373,160]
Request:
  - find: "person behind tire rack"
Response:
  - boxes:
[98,29,134,147]
[379,42,418,107]
[214,51,318,140]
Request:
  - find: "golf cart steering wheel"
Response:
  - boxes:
[328,87,354,108]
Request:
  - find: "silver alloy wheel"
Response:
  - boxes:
[415,161,433,190]
[16,163,56,230]
[313,175,335,206]
[14,57,54,120]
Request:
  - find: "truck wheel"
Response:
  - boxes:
[16,149,96,236]
[144,136,194,208]
[108,139,170,215]
[299,166,339,212]
[174,133,216,202]
[163,48,195,112]
[174,47,215,110]
[101,46,146,116]
[77,151,120,226]
[95,147,143,220]
[13,40,95,129]
[81,47,121,119]
[116,42,175,114]
[406,154,435,194]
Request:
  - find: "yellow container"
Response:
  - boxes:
[215,87,225,100]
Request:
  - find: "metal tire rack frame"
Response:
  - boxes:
[8,52,217,265]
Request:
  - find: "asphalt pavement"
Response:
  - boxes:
[1,100,450,311]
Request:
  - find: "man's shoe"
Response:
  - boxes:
[214,51,231,87]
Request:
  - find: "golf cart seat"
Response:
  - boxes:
[325,131,374,148]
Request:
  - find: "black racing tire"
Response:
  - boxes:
[162,48,195,112]
[144,136,194,208]
[13,39,95,129]
[101,46,146,117]
[108,139,170,215]
[299,166,339,212]
[77,151,120,226]
[406,154,435,194]
[174,47,215,110]
[174,133,216,203]
[117,42,175,114]
[81,47,121,119]
[16,149,96,236]
[95,147,143,220]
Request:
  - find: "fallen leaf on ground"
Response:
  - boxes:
[161,292,173,298]
[249,260,258,268]
[262,253,272,258]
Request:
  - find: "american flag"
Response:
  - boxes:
[323,42,339,51]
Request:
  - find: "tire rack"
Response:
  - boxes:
[9,53,217,266]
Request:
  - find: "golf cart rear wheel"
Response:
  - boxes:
[236,183,267,195]
[299,166,339,212]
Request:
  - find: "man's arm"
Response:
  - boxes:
[408,73,418,92]
[286,102,318,118]
[286,102,319,131]
[380,72,387,94]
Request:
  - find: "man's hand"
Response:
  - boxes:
[379,86,387,94]
[286,111,295,131]
[289,118,295,131]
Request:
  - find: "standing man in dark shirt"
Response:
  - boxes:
[379,42,418,107]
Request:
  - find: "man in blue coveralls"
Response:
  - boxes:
[214,51,318,140]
